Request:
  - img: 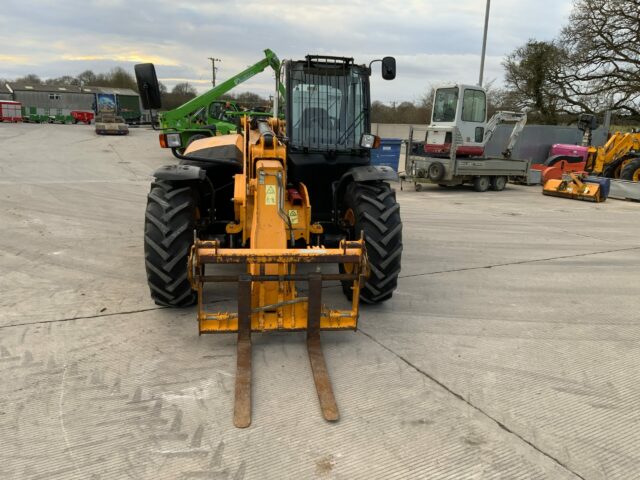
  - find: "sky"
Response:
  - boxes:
[0,0,574,103]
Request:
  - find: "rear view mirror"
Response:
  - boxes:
[135,63,162,110]
[381,57,396,80]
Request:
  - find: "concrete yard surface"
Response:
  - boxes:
[1,123,639,479]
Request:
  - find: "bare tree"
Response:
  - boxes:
[171,82,198,97]
[371,99,430,124]
[45,75,80,86]
[559,0,640,115]
[14,74,42,84]
[77,70,97,86]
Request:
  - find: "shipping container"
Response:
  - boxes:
[116,94,141,123]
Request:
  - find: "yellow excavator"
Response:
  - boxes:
[136,53,401,427]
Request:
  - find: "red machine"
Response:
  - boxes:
[531,144,589,183]
[71,111,94,124]
[0,101,22,122]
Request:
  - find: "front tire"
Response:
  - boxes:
[621,157,640,181]
[144,180,197,307]
[341,182,403,304]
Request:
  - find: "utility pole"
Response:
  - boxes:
[478,0,491,86]
[208,57,221,87]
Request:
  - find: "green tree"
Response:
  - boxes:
[105,67,137,90]
[503,40,564,123]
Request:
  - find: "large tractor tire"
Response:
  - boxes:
[341,182,403,304]
[144,180,197,307]
[621,157,640,182]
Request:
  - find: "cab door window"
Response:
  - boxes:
[462,89,486,122]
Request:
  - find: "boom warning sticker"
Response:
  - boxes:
[265,185,276,205]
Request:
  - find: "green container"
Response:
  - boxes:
[117,94,141,123]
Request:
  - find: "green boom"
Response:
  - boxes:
[159,49,284,150]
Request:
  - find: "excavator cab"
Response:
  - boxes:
[426,84,488,157]
[424,84,526,159]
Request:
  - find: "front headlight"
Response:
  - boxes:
[360,133,381,149]
[166,133,181,148]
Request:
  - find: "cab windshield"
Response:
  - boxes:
[287,62,367,151]
[432,87,459,123]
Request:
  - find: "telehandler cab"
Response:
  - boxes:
[135,53,402,427]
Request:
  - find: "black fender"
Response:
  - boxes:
[152,164,206,182]
[543,154,585,167]
[332,165,399,224]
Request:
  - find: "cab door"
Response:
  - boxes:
[456,87,487,156]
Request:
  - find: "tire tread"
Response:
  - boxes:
[144,180,197,307]
[341,182,403,304]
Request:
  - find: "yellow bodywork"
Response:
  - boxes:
[187,117,367,334]
[542,173,604,202]
[586,132,640,177]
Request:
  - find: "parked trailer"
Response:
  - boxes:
[406,126,531,191]
[71,111,94,124]
[0,101,23,122]
[20,106,73,124]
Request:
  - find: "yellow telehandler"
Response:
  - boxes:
[135,54,401,427]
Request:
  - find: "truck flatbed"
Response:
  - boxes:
[407,154,530,191]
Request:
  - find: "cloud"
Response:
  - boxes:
[1,0,574,102]
[61,53,179,66]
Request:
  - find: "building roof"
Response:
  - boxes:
[83,86,139,96]
[9,83,85,93]
[6,83,138,96]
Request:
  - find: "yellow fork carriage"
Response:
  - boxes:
[185,118,369,428]
[188,240,368,427]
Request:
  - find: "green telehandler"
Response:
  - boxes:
[141,49,284,156]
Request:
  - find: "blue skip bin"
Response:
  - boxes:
[585,176,611,200]
[370,138,402,172]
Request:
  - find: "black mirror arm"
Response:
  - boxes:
[142,85,158,130]
[369,57,396,80]
[368,59,382,70]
